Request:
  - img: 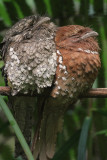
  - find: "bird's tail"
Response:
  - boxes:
[8,96,36,159]
[32,97,66,160]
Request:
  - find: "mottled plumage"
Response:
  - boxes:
[1,15,101,160]
[3,16,57,95]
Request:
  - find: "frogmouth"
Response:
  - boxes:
[0,15,101,160]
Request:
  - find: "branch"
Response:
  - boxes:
[0,86,107,98]
[80,88,107,98]
[0,86,11,96]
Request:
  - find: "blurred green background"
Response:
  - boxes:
[0,0,107,160]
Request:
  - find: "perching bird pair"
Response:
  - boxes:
[0,15,101,160]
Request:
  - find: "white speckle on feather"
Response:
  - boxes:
[54,81,58,85]
[55,91,59,95]
[84,49,91,53]
[91,51,98,54]
[62,77,67,81]
[57,50,61,55]
[78,48,98,54]
[59,56,63,64]
[78,48,83,51]
[28,67,31,70]
[10,47,13,52]
[59,64,66,70]
[72,77,75,80]
[58,86,61,90]
[62,65,66,70]
[64,71,68,75]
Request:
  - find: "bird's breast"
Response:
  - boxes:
[51,26,101,100]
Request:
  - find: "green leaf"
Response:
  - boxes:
[12,1,24,19]
[52,130,81,160]
[34,0,47,14]
[95,129,107,136]
[16,156,24,160]
[93,109,107,117]
[77,116,91,160]
[0,0,12,26]
[14,0,32,16]
[0,96,34,160]
[0,144,15,160]
[44,0,52,16]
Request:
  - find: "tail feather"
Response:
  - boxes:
[46,114,63,158]
[8,96,36,158]
[33,97,67,160]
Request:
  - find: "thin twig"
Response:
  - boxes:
[80,88,107,98]
[0,86,107,98]
[0,86,11,96]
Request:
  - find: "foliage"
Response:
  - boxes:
[0,0,107,160]
[0,96,34,160]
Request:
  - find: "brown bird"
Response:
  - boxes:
[0,15,101,160]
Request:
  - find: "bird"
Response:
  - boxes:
[0,15,101,160]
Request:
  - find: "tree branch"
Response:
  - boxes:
[0,86,11,96]
[0,86,107,98]
[80,88,107,98]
